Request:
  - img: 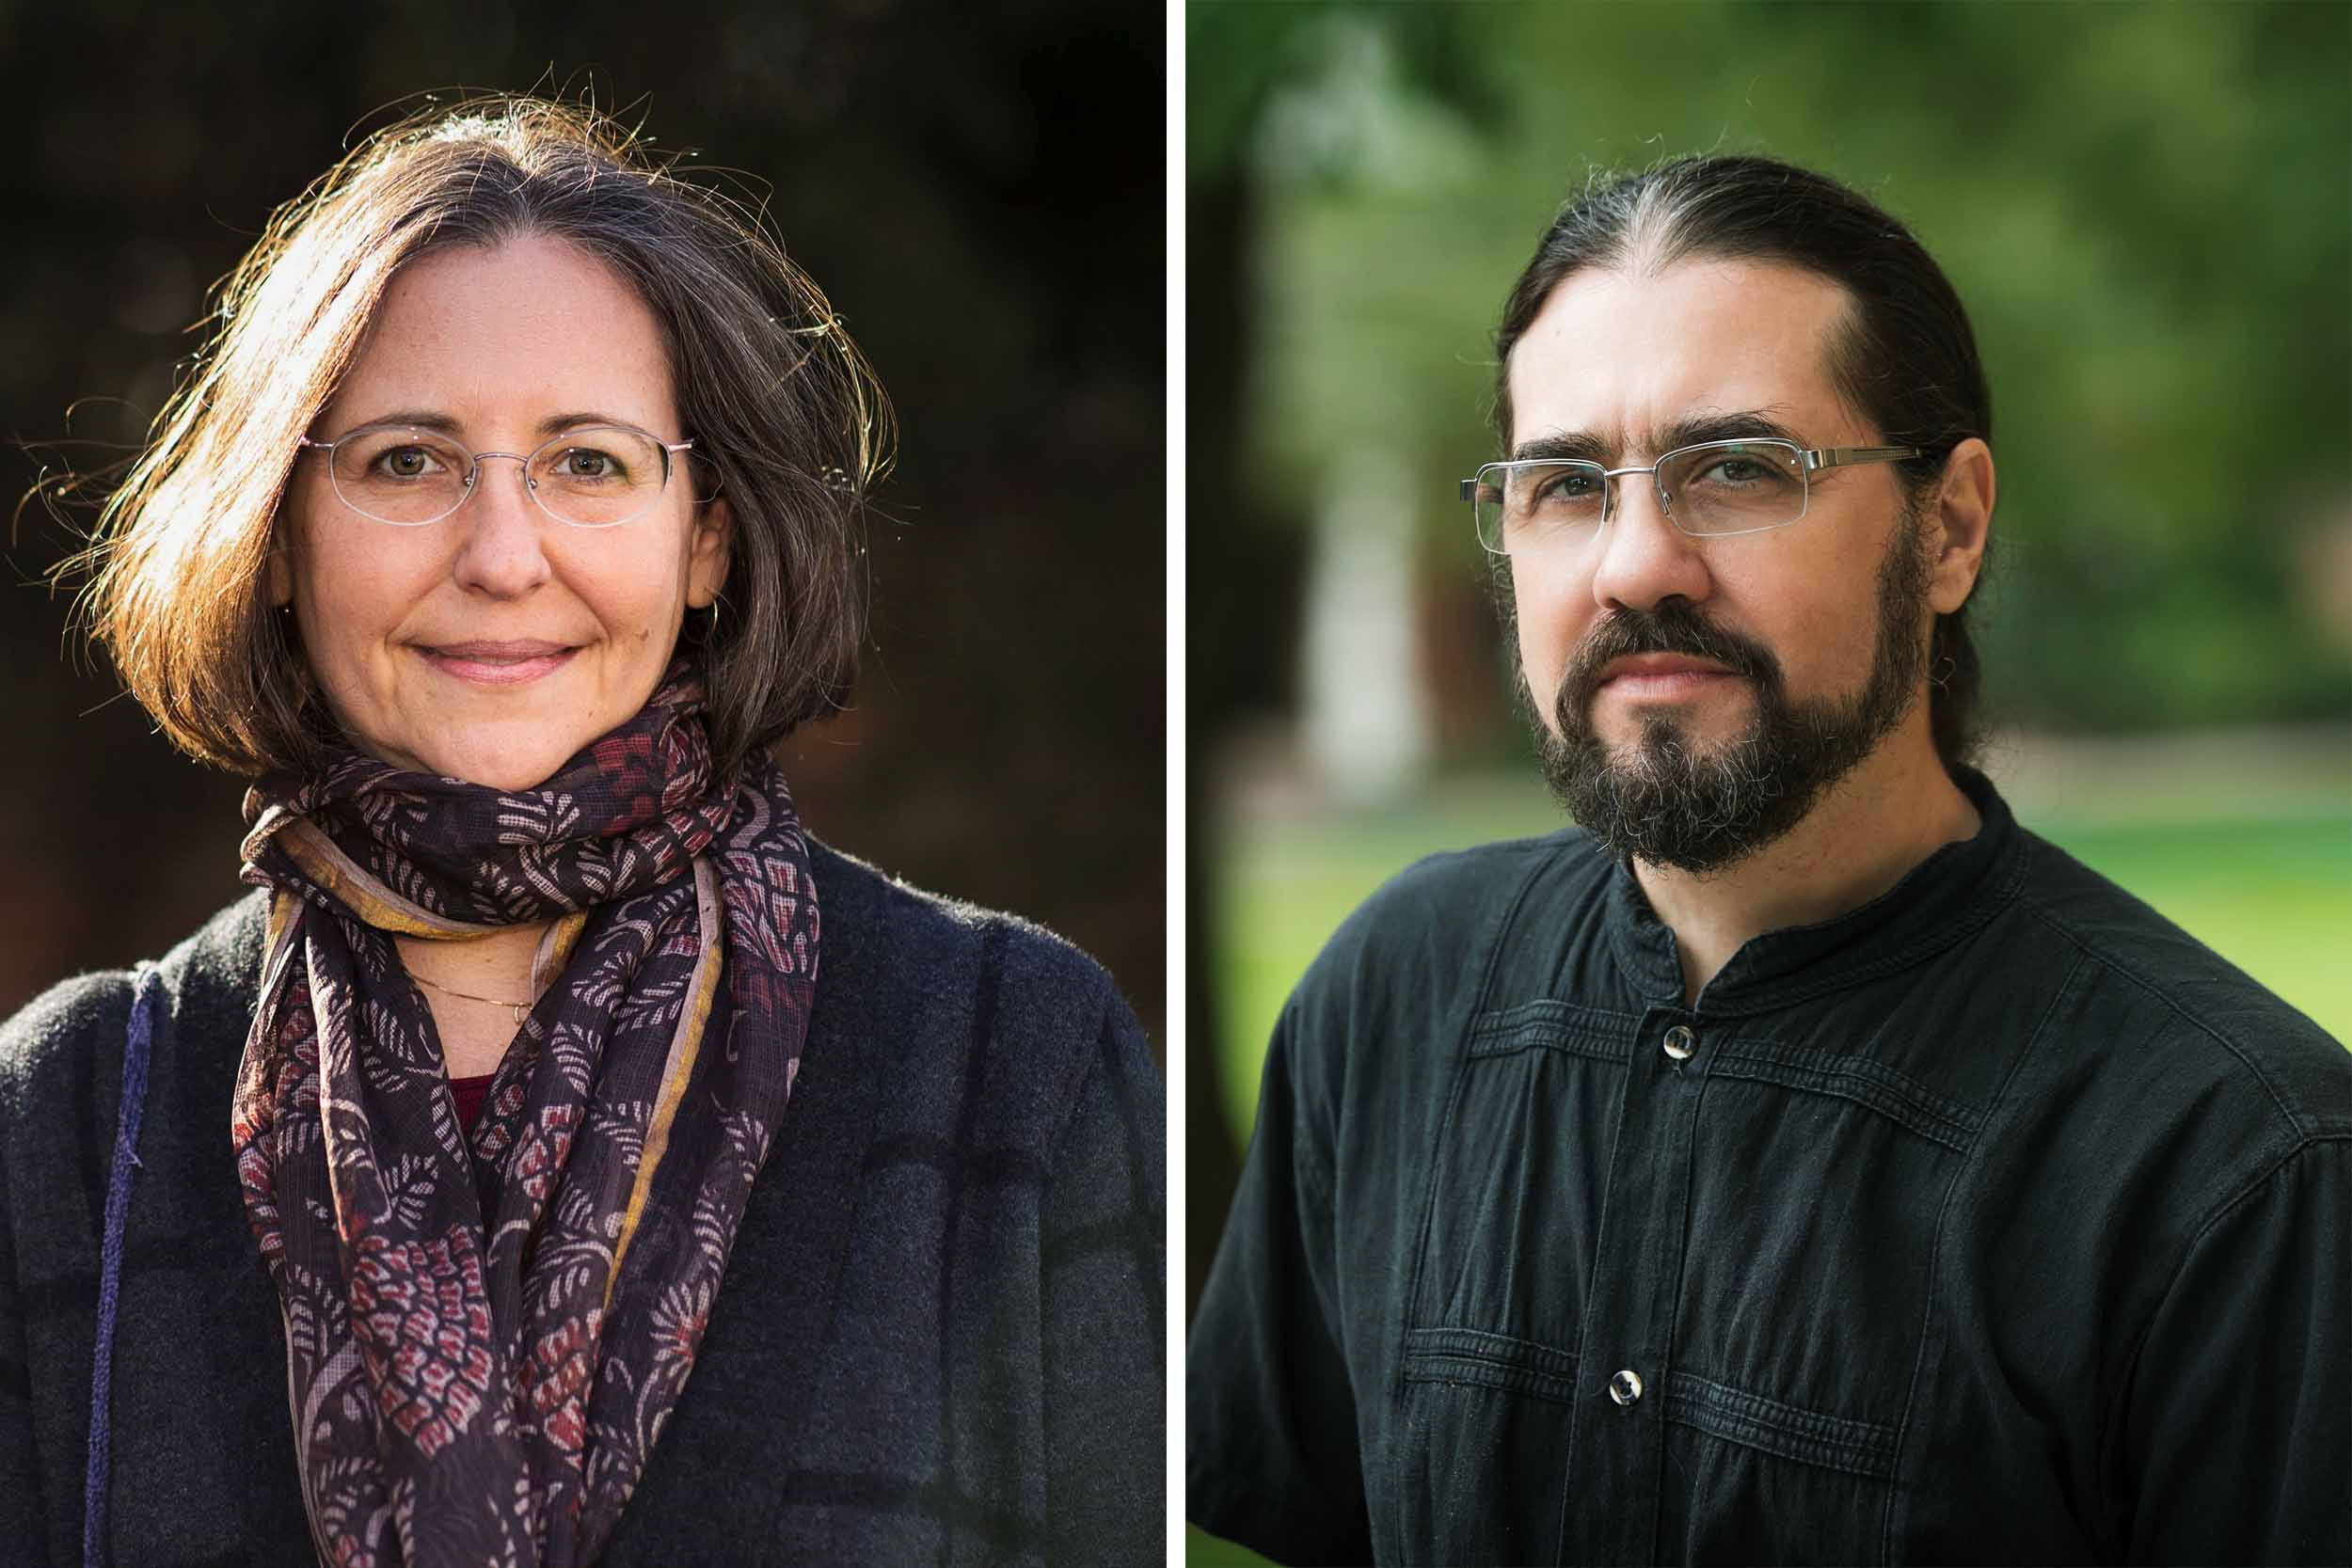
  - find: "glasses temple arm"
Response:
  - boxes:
[1806,445,1923,470]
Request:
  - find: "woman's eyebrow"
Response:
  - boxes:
[534,411,649,436]
[343,408,464,435]
[332,409,650,437]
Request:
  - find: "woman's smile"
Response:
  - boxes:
[413,639,581,686]
[276,234,732,790]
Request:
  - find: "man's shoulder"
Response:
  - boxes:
[1287,826,1608,1023]
[1336,821,1596,937]
[2007,828,2351,1134]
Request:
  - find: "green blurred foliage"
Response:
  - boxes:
[1184,18,2348,1547]
[1192,0,2352,735]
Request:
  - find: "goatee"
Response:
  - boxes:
[1532,513,1933,875]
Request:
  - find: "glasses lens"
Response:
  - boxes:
[1659,442,1805,534]
[1476,461,1607,554]
[330,429,470,526]
[530,427,669,529]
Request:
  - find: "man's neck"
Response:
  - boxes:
[1631,721,1983,1008]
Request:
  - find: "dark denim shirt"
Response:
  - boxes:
[1189,770,2352,1565]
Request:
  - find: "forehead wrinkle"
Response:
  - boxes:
[323,234,681,440]
[1504,256,1873,454]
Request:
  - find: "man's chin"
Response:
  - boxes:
[1539,705,1803,875]
[1581,711,1749,771]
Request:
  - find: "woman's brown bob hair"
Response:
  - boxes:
[72,94,891,781]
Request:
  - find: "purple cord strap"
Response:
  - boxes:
[84,963,159,1568]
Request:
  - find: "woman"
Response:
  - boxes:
[0,97,1161,1566]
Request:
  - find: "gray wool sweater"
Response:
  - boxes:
[0,841,1165,1566]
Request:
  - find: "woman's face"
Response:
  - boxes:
[272,232,731,791]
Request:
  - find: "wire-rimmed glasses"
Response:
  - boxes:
[1461,438,1920,556]
[297,421,698,529]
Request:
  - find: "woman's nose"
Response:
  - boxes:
[448,454,552,598]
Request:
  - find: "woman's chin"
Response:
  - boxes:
[330,691,626,791]
[451,763,566,792]
[366,738,574,792]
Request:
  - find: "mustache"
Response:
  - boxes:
[1554,602,1782,730]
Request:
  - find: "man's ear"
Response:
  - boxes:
[686,495,734,610]
[1927,438,1994,615]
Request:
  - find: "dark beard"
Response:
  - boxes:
[1530,512,1933,875]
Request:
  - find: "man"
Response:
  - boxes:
[1187,155,2350,1565]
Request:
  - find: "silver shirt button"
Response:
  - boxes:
[1662,1025,1695,1061]
[1608,1369,1645,1406]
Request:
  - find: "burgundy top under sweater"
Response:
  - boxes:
[450,1071,494,1133]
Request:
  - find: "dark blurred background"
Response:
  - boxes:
[0,0,1166,1046]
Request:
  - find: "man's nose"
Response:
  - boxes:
[449,454,552,598]
[1589,468,1711,616]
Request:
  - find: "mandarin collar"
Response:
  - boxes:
[1603,766,2029,1016]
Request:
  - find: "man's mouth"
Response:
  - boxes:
[1604,670,1735,698]
[1595,655,1740,701]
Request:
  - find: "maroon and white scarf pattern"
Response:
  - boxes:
[230,667,817,1565]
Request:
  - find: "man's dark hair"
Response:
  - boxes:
[1493,154,1994,774]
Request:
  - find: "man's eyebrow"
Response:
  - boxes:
[1656,410,1809,452]
[335,410,655,439]
[1509,431,1613,465]
[1510,409,1811,465]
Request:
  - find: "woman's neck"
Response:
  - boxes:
[394,923,553,1078]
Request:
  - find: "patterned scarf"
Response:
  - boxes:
[230,666,817,1566]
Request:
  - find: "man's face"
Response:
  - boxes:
[1502,257,1932,872]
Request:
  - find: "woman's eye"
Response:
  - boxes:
[558,448,621,480]
[373,446,442,480]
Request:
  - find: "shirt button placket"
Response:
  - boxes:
[1559,1008,1701,1564]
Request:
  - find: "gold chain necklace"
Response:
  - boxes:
[410,969,538,1024]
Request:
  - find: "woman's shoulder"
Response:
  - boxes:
[2,893,268,1090]
[803,838,1154,1157]
[807,838,1136,1026]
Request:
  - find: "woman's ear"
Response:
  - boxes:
[686,496,734,610]
[267,538,294,608]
